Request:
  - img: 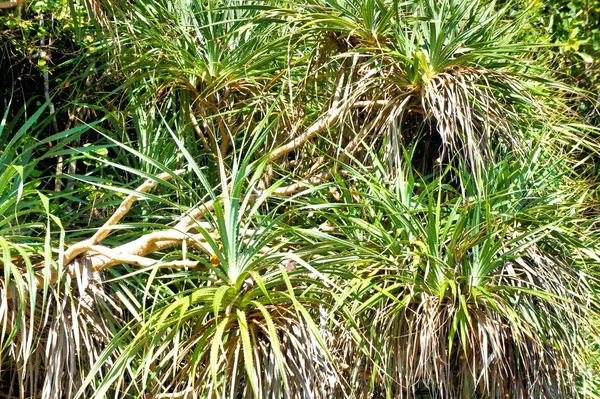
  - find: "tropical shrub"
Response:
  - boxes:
[1,0,599,398]
[316,147,599,397]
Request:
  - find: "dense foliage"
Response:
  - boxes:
[1,0,600,398]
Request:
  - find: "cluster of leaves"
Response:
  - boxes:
[530,0,600,124]
[1,0,600,398]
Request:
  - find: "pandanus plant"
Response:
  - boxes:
[2,0,599,397]
[72,120,350,398]
[314,146,599,398]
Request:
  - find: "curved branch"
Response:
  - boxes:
[267,73,349,164]
[88,245,197,270]
[90,170,184,244]
[62,170,184,265]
